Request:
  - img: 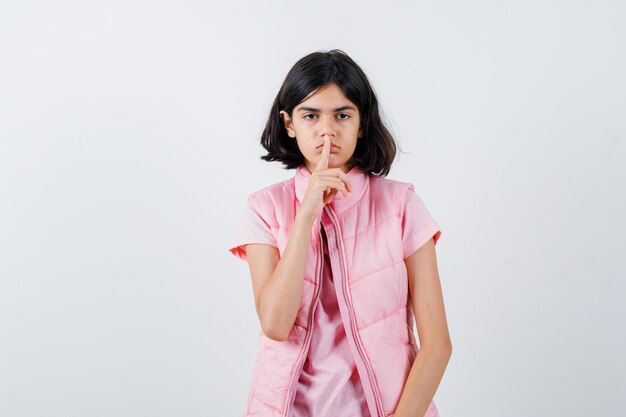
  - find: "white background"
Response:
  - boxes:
[1,1,624,416]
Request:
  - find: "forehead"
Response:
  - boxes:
[296,84,356,109]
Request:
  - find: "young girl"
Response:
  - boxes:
[229,49,451,417]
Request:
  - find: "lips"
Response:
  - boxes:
[317,143,340,149]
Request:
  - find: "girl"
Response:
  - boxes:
[229,49,451,417]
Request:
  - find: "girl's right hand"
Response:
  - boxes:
[297,135,353,220]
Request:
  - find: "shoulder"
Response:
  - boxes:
[369,175,416,205]
[370,175,415,190]
[247,177,294,203]
[245,177,296,223]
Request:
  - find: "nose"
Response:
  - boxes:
[319,115,337,137]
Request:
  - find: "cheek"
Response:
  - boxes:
[345,118,360,130]
[294,122,316,135]
[342,122,360,136]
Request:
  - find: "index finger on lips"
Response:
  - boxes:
[315,135,331,172]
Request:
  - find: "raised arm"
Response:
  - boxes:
[245,135,351,341]
[245,210,316,341]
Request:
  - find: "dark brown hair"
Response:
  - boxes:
[260,49,398,177]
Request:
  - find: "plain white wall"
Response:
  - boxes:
[1,1,624,416]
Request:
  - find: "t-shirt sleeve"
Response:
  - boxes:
[401,187,442,259]
[228,200,278,262]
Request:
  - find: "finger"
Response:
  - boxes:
[315,135,331,172]
[318,174,351,195]
[330,168,352,193]
[319,176,349,198]
[324,187,339,204]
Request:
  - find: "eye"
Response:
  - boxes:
[337,113,351,120]
[303,113,317,120]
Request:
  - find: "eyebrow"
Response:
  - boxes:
[296,105,357,112]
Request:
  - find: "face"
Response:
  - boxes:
[280,83,363,173]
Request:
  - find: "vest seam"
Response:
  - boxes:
[335,213,400,241]
[357,305,406,332]
[253,396,283,414]
[350,258,403,286]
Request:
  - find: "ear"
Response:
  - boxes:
[280,110,296,138]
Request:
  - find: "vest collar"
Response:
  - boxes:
[294,164,369,216]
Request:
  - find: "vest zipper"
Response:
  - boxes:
[283,224,324,417]
[325,206,386,417]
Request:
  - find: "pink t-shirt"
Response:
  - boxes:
[290,225,371,417]
[228,189,442,415]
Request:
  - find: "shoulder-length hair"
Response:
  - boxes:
[260,49,398,177]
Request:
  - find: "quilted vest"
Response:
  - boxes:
[236,164,441,417]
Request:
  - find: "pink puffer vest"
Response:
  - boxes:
[229,164,442,417]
